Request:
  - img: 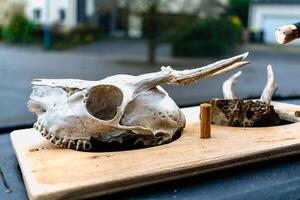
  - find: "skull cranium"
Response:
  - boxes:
[28,53,249,151]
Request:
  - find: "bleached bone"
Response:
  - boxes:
[211,65,281,127]
[161,52,249,86]
[260,65,277,104]
[28,53,249,151]
[222,71,242,99]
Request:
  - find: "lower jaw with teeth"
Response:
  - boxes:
[32,122,181,151]
[33,122,92,151]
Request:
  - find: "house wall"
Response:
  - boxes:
[24,0,78,29]
[249,4,300,44]
[25,0,67,25]
[0,0,24,25]
[126,0,228,38]
[24,0,96,29]
[86,0,95,17]
[249,4,300,31]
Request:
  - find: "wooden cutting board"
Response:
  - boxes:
[10,101,300,200]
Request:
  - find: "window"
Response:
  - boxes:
[33,9,41,22]
[59,9,66,23]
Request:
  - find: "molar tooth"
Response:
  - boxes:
[76,140,82,151]
[60,138,68,148]
[50,135,56,143]
[83,141,92,151]
[62,138,68,144]
[55,139,62,146]
[45,133,52,140]
[83,141,87,151]
[62,138,68,147]
[41,129,47,136]
[67,140,75,149]
[33,123,38,129]
[37,125,43,132]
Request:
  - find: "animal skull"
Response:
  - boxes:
[28,53,249,151]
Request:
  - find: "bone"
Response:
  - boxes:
[33,122,38,129]
[260,65,277,104]
[135,52,249,92]
[41,129,47,136]
[83,141,88,151]
[76,140,82,151]
[37,124,42,132]
[83,140,92,151]
[62,138,69,145]
[28,100,46,114]
[28,53,250,151]
[46,133,52,140]
[222,71,242,99]
[55,139,62,146]
[68,140,75,149]
[166,52,249,86]
[31,79,93,89]
[50,135,56,143]
[275,109,300,123]
[207,61,249,78]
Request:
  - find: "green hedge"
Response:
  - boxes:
[68,24,102,43]
[2,12,35,43]
[172,17,242,57]
[27,24,102,49]
[1,12,102,49]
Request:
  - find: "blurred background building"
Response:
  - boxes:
[0,0,229,36]
[0,0,24,25]
[249,0,300,44]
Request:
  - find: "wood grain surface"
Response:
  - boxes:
[10,101,300,200]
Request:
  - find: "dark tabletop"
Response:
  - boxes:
[2,99,300,200]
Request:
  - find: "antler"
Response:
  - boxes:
[222,71,242,99]
[136,52,250,92]
[260,65,277,104]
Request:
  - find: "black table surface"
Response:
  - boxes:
[2,99,300,200]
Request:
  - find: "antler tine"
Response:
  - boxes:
[136,52,250,92]
[260,65,277,104]
[206,61,250,78]
[223,71,242,99]
[166,52,249,86]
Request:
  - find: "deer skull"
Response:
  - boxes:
[28,53,249,151]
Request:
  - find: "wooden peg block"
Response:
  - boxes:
[200,103,211,139]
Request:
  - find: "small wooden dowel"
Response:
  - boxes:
[200,103,211,139]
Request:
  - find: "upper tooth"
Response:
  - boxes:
[33,123,38,129]
[55,139,62,146]
[50,135,56,143]
[41,129,47,136]
[37,125,43,132]
[68,140,75,149]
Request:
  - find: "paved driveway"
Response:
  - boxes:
[1,41,300,127]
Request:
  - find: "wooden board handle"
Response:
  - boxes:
[200,103,211,139]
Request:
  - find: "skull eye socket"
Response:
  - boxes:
[86,85,123,121]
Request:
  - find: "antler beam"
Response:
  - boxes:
[222,71,242,99]
[260,65,277,104]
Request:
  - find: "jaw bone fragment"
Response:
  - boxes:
[28,53,249,151]
[211,65,281,127]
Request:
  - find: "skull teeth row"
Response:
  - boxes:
[33,122,92,151]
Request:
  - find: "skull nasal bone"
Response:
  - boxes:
[86,85,123,121]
